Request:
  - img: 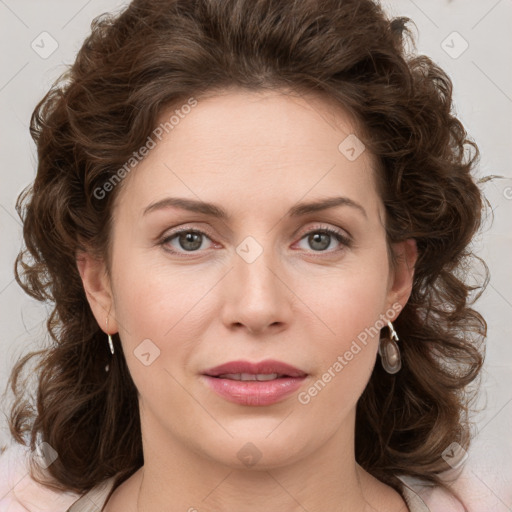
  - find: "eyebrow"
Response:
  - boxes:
[142,195,367,220]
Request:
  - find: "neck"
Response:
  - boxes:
[134,410,388,512]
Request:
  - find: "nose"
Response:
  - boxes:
[221,239,292,336]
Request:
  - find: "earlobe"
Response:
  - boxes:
[76,250,118,333]
[387,238,418,316]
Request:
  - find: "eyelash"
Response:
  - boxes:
[159,224,352,258]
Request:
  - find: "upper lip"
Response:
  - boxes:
[203,359,308,378]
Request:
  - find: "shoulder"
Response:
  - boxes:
[398,475,466,512]
[65,477,116,512]
[0,441,81,512]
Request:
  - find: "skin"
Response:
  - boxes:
[77,87,418,512]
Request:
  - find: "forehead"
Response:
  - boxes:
[158,87,365,157]
[113,88,383,223]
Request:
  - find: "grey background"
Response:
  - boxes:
[0,0,511,508]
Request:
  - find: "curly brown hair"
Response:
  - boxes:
[2,0,488,508]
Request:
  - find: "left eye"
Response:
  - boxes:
[160,227,351,255]
[295,228,351,253]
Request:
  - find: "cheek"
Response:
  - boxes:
[111,271,201,414]
[300,259,389,404]
[110,235,206,334]
[298,305,382,422]
[302,252,389,345]
[109,255,217,381]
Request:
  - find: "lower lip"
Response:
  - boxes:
[201,375,307,406]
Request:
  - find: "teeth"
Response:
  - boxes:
[219,373,282,381]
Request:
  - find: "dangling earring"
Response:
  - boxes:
[106,317,114,355]
[378,321,401,374]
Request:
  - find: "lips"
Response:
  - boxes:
[203,359,308,379]
[201,359,308,406]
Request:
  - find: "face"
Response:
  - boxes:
[79,87,416,470]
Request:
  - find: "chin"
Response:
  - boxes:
[197,429,313,471]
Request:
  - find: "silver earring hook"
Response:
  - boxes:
[106,316,114,355]
[387,320,399,342]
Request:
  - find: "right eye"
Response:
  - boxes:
[160,228,215,256]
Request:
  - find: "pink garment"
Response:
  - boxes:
[0,442,80,512]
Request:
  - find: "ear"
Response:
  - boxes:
[76,250,118,334]
[385,238,418,319]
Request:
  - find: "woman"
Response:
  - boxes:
[1,0,488,510]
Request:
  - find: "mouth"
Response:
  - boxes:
[211,373,292,381]
[202,359,308,379]
[201,359,308,406]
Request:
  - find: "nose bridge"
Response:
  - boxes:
[224,231,289,332]
[234,232,280,297]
